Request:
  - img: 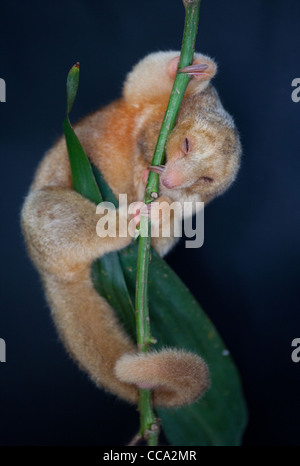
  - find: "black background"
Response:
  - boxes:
[1,0,299,446]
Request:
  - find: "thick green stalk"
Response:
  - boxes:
[135,0,202,446]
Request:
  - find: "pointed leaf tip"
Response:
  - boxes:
[66,62,80,114]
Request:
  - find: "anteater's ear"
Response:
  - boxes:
[123,51,182,104]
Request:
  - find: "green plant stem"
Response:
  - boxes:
[135,0,202,446]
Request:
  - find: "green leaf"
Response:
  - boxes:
[64,65,102,204]
[66,63,80,114]
[118,243,248,446]
[63,65,248,446]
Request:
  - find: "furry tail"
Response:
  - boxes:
[115,349,210,407]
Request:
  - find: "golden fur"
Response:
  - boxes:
[21,51,241,407]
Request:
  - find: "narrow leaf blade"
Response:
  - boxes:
[66,63,80,114]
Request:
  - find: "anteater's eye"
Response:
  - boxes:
[183,137,190,154]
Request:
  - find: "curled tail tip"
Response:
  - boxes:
[115,348,210,408]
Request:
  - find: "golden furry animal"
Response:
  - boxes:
[21,51,241,407]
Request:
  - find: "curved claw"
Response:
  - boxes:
[178,63,208,76]
[148,165,165,175]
